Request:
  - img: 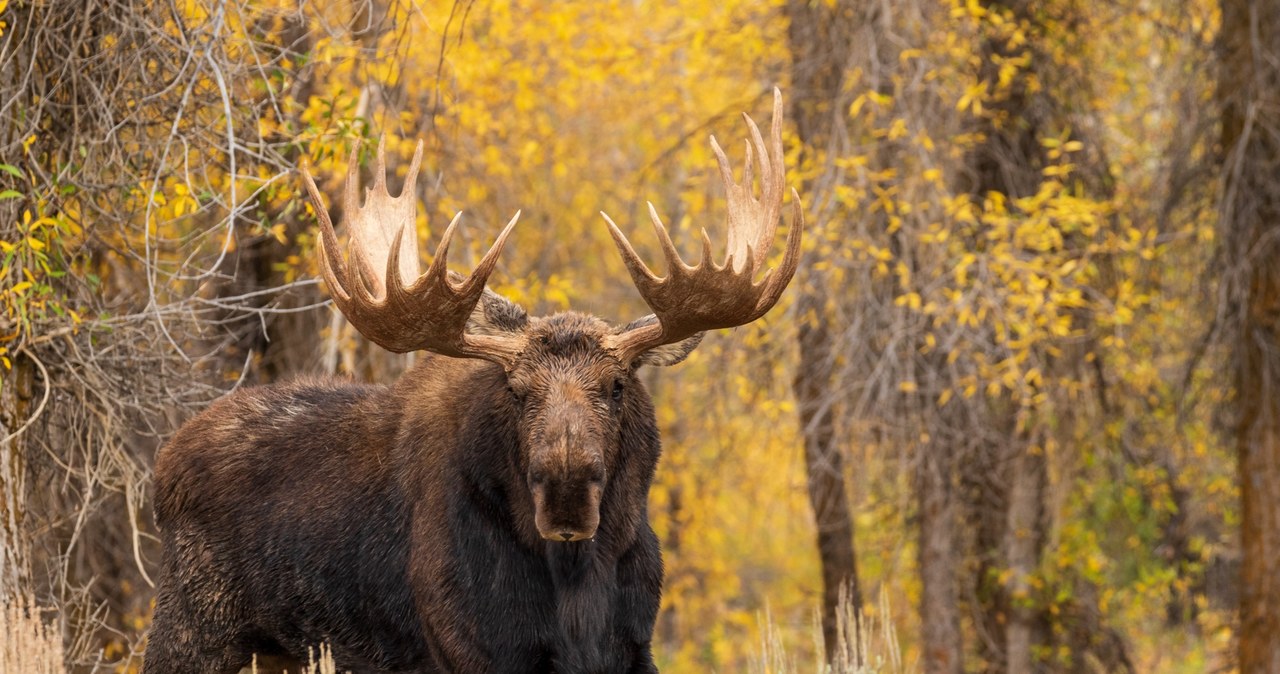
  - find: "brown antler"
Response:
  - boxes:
[300,137,524,366]
[602,88,804,364]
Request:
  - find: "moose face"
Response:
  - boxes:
[492,311,703,543]
[507,316,620,542]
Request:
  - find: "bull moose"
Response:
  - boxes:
[144,89,802,674]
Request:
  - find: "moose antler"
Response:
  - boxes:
[602,88,804,364]
[300,137,524,366]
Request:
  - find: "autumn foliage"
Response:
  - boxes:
[0,0,1268,672]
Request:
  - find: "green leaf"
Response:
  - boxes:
[0,190,22,200]
[0,164,23,179]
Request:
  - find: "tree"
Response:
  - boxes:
[0,1,1252,669]
[959,2,1051,670]
[0,1,314,663]
[1218,0,1280,669]
[786,0,863,660]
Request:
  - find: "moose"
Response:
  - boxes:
[144,89,802,674]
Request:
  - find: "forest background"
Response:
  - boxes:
[1,0,1279,672]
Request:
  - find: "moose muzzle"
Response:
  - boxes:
[530,470,603,542]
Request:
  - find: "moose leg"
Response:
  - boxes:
[143,586,255,674]
[143,630,254,674]
[615,529,662,674]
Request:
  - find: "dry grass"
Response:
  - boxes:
[0,592,345,674]
[0,598,64,674]
[244,644,342,674]
[4,588,891,674]
[755,589,906,674]
[298,646,338,674]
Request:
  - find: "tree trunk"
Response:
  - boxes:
[1219,0,1280,669]
[918,439,964,674]
[795,291,862,657]
[0,355,33,594]
[1003,438,1045,674]
[785,0,863,660]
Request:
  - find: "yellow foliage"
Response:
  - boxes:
[1,0,1236,670]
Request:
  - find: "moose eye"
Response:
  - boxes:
[508,385,524,404]
[611,380,625,402]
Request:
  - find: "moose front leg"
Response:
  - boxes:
[613,529,663,674]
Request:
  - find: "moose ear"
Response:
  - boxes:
[455,272,527,336]
[637,332,704,367]
[469,288,528,335]
[616,315,704,367]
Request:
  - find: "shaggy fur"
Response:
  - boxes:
[145,311,698,674]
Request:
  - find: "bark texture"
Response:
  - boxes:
[917,437,963,674]
[1219,0,1280,669]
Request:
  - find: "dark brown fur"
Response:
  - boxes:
[145,311,700,674]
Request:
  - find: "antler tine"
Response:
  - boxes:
[391,208,522,298]
[303,139,525,365]
[753,187,805,317]
[342,140,361,233]
[301,162,350,300]
[460,210,522,295]
[648,203,700,273]
[603,211,661,287]
[604,87,804,364]
[423,212,465,285]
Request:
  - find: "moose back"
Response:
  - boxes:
[144,89,802,674]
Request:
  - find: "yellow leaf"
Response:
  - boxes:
[849,94,867,117]
[887,118,908,140]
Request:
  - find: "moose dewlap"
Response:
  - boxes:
[145,89,802,674]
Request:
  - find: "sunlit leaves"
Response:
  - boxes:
[0,0,1234,669]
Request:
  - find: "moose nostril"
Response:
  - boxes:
[559,532,574,541]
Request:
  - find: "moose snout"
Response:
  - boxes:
[556,530,590,542]
[529,468,604,543]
